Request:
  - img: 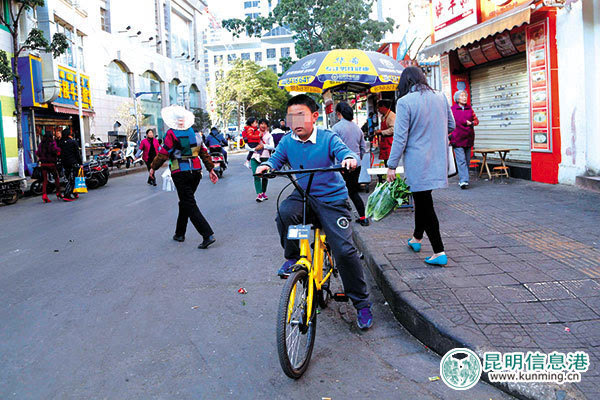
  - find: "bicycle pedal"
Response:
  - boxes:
[332,293,349,302]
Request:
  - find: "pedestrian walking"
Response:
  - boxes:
[149,105,219,249]
[255,94,373,330]
[138,129,160,186]
[59,128,82,202]
[251,119,274,202]
[36,132,62,203]
[374,100,395,166]
[450,90,479,189]
[386,66,456,266]
[332,101,369,226]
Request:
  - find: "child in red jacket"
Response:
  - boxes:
[242,117,261,167]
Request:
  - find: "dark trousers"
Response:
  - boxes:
[145,161,155,184]
[341,166,365,218]
[276,191,370,309]
[63,164,78,199]
[412,190,444,254]
[41,163,60,196]
[172,170,214,239]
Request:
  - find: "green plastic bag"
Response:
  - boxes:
[365,182,385,218]
[366,177,412,221]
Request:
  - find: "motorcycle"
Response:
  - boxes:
[30,162,66,196]
[82,160,108,189]
[208,145,227,178]
[0,174,24,205]
[125,141,144,168]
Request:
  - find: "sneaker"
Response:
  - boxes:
[277,259,297,279]
[357,305,373,330]
[172,235,185,242]
[256,194,264,202]
[261,193,268,201]
[198,235,216,249]
[357,217,370,226]
[244,161,251,169]
[459,182,469,189]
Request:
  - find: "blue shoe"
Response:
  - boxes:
[424,254,448,266]
[407,239,421,253]
[357,305,373,330]
[277,259,297,279]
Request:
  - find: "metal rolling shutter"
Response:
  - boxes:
[469,55,531,162]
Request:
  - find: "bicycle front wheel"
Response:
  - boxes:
[276,268,317,379]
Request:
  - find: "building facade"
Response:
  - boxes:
[421,0,588,185]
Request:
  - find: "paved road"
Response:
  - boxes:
[0,154,513,399]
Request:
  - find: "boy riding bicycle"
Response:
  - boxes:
[255,94,373,329]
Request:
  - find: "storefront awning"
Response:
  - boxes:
[420,1,536,58]
[52,103,95,117]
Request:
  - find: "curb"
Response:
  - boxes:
[352,229,582,400]
[108,166,147,178]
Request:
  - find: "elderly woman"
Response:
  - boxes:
[450,90,479,189]
[386,67,456,266]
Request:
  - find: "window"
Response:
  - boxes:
[106,61,128,97]
[244,1,252,7]
[189,84,201,109]
[241,52,250,60]
[169,79,181,105]
[266,48,276,59]
[254,52,262,62]
[281,47,290,58]
[227,53,237,63]
[137,71,161,101]
[171,12,192,58]
[268,64,277,73]
[100,0,111,32]
[55,22,86,71]
[245,12,259,19]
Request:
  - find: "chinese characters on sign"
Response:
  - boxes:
[432,0,478,41]
[526,20,552,152]
[480,0,531,22]
[55,65,92,109]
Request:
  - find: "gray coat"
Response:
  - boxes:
[387,88,456,192]
[332,118,366,159]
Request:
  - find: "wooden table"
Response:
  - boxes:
[472,148,517,179]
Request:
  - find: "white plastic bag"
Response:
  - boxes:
[161,168,175,192]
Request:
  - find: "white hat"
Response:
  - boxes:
[161,105,194,130]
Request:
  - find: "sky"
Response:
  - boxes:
[205,0,245,20]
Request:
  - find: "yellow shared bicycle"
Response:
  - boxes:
[257,165,347,379]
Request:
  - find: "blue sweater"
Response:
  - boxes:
[264,128,358,202]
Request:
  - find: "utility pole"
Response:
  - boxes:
[72,0,86,162]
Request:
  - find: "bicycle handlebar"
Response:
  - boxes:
[253,164,345,179]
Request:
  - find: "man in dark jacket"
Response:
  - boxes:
[59,128,82,201]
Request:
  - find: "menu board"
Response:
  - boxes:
[457,47,476,69]
[468,43,488,65]
[440,54,452,104]
[526,20,552,152]
[481,37,502,61]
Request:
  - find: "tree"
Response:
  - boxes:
[192,108,212,132]
[215,60,289,129]
[223,0,394,67]
[114,100,146,142]
[0,0,68,178]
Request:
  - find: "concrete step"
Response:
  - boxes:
[576,174,600,192]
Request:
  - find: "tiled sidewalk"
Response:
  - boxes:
[354,177,600,400]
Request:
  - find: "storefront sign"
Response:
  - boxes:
[480,0,531,22]
[440,54,452,104]
[55,65,92,110]
[432,0,478,41]
[526,19,552,152]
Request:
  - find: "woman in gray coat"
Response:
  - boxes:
[386,67,456,266]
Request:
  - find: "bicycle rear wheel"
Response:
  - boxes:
[276,268,316,379]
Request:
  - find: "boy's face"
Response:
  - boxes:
[259,122,268,132]
[251,121,258,128]
[286,104,318,140]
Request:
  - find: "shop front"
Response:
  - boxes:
[423,0,561,184]
[18,56,94,173]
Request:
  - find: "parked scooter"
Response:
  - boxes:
[125,141,144,168]
[30,162,66,196]
[0,173,24,205]
[208,145,227,178]
[82,160,108,189]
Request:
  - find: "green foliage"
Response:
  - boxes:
[0,51,14,81]
[223,0,394,62]
[279,56,294,74]
[193,108,212,132]
[215,60,290,124]
[366,177,412,221]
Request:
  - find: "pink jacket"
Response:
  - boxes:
[139,137,161,162]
